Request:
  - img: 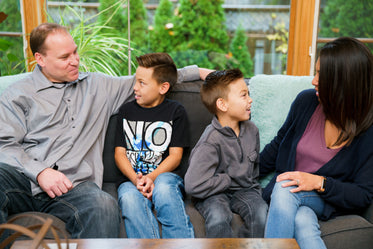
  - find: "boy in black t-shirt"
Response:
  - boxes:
[115,53,194,238]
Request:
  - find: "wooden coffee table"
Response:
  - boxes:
[11,238,300,249]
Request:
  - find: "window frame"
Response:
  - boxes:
[15,0,371,76]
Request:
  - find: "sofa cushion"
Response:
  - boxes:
[320,215,373,248]
[0,73,31,93]
[249,74,313,151]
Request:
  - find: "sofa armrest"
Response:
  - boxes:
[362,202,373,223]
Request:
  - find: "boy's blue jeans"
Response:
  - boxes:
[265,181,327,249]
[195,188,268,238]
[0,163,121,242]
[117,172,194,238]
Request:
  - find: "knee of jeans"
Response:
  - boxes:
[89,192,119,219]
[294,206,320,232]
[205,207,232,225]
[270,181,295,203]
[118,189,143,212]
[153,174,182,198]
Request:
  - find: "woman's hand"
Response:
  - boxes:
[276,171,324,193]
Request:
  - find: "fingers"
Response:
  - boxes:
[38,168,73,198]
[276,171,321,192]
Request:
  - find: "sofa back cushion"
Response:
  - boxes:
[249,74,313,151]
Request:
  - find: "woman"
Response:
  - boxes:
[260,37,373,249]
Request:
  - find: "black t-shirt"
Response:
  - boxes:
[115,99,190,182]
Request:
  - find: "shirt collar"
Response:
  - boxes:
[211,115,247,138]
[32,65,89,92]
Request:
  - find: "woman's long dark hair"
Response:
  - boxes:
[319,37,373,146]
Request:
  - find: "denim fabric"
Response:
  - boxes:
[117,172,194,238]
[195,188,268,238]
[265,181,326,249]
[0,164,121,242]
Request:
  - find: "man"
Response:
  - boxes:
[0,23,208,240]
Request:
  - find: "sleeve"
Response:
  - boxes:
[176,65,200,83]
[169,104,190,148]
[319,143,373,213]
[185,142,231,199]
[0,91,48,183]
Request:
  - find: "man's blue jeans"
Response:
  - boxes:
[117,172,194,238]
[195,188,268,238]
[265,181,327,249]
[0,164,121,242]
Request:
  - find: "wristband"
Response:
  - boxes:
[318,177,326,193]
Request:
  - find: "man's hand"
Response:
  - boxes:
[199,68,215,81]
[37,168,73,198]
[136,173,154,200]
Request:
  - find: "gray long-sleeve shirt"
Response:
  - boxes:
[185,116,261,199]
[0,65,199,195]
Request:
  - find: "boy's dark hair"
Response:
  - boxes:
[201,69,244,114]
[136,53,177,93]
[319,37,373,146]
[30,23,69,56]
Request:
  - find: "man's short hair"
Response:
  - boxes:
[30,23,69,56]
[201,69,244,114]
[136,53,177,92]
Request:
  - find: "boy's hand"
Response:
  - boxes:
[136,173,155,200]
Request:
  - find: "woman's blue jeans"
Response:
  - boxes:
[0,164,121,242]
[195,188,268,238]
[117,172,194,238]
[265,181,327,249]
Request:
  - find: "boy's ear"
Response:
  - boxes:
[159,82,170,95]
[216,98,228,112]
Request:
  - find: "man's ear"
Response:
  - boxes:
[34,52,45,67]
[159,82,170,95]
[216,98,228,112]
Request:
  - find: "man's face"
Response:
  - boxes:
[35,31,80,83]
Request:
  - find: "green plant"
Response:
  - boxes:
[267,14,288,74]
[320,0,373,39]
[0,1,25,75]
[97,0,127,35]
[0,38,27,76]
[169,0,229,69]
[229,25,254,78]
[122,0,149,50]
[173,0,228,52]
[48,0,136,76]
[149,0,175,53]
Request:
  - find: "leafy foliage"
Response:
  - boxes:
[0,1,26,75]
[169,0,230,69]
[122,0,149,50]
[230,25,254,78]
[97,0,127,35]
[320,0,373,38]
[53,1,135,76]
[149,0,175,53]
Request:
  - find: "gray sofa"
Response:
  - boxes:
[2,74,373,248]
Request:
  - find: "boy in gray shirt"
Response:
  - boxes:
[185,69,267,238]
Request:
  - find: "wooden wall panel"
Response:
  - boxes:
[286,0,316,76]
[20,0,47,71]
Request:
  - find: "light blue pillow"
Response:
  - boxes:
[249,74,313,151]
[0,73,31,94]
